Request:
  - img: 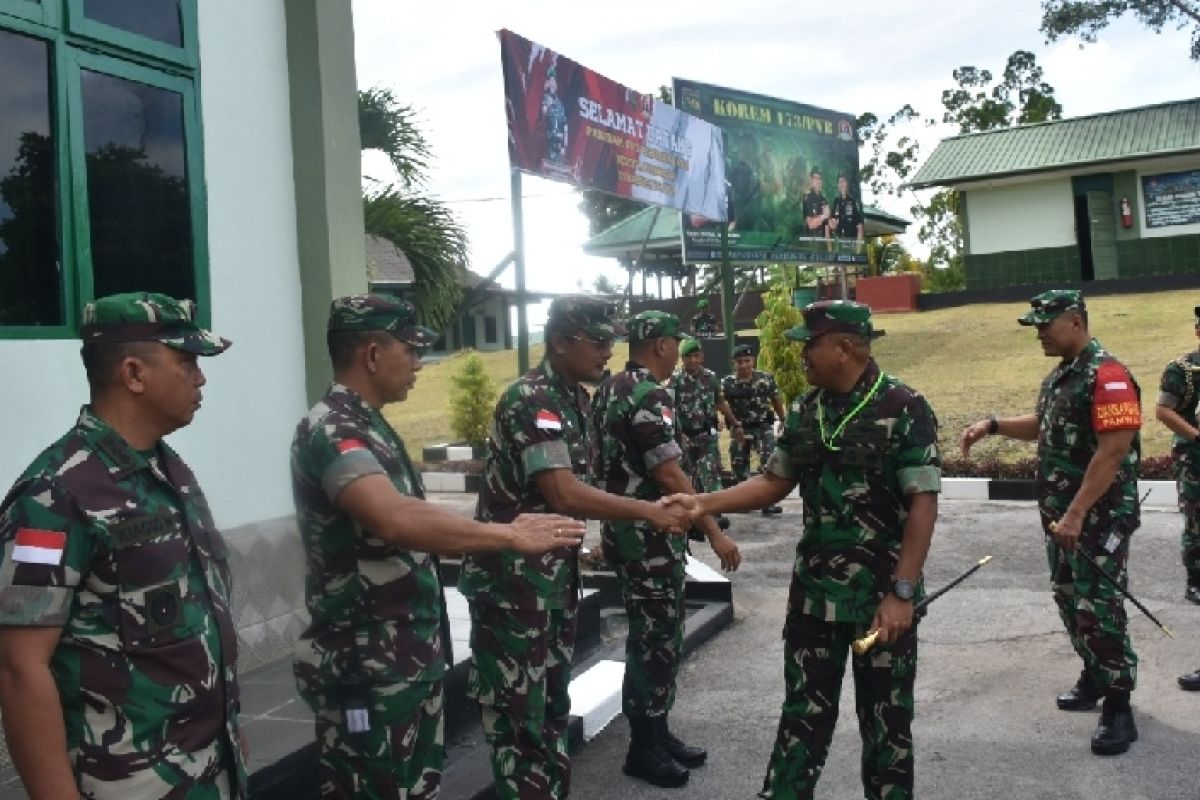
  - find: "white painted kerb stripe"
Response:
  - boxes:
[568,659,625,740]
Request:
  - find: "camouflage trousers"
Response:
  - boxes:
[615,558,687,719]
[467,603,578,800]
[761,613,918,800]
[730,424,776,483]
[314,680,444,799]
[1176,464,1200,583]
[684,434,723,494]
[1046,529,1138,693]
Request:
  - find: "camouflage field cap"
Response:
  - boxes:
[696,299,709,309]
[733,343,755,359]
[1018,289,1085,326]
[627,310,684,344]
[680,338,701,356]
[547,296,626,339]
[81,292,230,355]
[785,300,877,342]
[327,294,438,348]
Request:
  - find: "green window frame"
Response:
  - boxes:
[0,0,207,339]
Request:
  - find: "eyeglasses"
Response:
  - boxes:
[566,334,614,349]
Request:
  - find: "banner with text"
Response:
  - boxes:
[674,79,865,264]
[500,29,727,221]
[1142,169,1200,229]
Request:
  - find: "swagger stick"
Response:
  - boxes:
[852,555,994,655]
[1047,520,1174,639]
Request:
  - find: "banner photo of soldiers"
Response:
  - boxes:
[673,78,865,264]
[499,29,728,221]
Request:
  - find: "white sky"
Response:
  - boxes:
[351,1,1198,326]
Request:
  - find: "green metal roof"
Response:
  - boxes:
[583,203,909,257]
[909,98,1200,189]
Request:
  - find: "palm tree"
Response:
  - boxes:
[359,86,468,332]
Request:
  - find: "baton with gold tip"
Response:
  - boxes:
[1047,519,1174,639]
[851,555,994,656]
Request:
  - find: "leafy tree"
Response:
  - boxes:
[1040,0,1200,61]
[359,87,469,332]
[593,273,621,294]
[755,265,807,406]
[449,352,499,447]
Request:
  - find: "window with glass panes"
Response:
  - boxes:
[0,0,205,335]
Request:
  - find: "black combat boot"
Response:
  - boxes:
[1178,669,1200,691]
[1056,670,1102,711]
[657,715,707,768]
[623,716,689,788]
[1091,693,1137,755]
[1185,573,1200,605]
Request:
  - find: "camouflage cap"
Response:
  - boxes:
[546,296,625,339]
[81,292,230,356]
[627,310,684,344]
[680,338,701,356]
[327,294,438,348]
[1018,289,1085,326]
[696,299,709,309]
[733,343,755,359]
[785,300,877,342]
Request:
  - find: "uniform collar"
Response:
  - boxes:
[326,382,380,423]
[1062,338,1101,372]
[540,358,581,396]
[821,359,881,403]
[75,406,172,483]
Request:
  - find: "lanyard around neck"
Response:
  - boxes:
[816,371,885,451]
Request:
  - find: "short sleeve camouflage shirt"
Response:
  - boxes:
[592,361,685,566]
[722,369,779,429]
[1158,351,1200,464]
[1035,339,1141,534]
[0,408,245,798]
[291,383,445,711]
[459,359,592,609]
[670,366,723,441]
[766,360,941,623]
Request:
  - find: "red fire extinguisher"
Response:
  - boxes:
[1119,196,1133,228]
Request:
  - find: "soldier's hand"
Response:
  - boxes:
[870,594,913,645]
[509,514,586,554]
[648,502,692,535]
[707,528,741,572]
[660,493,702,520]
[959,419,991,457]
[1048,515,1082,552]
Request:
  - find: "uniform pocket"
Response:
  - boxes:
[111,518,198,649]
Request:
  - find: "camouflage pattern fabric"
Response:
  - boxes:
[314,682,443,799]
[691,311,717,337]
[615,560,687,719]
[761,359,939,799]
[80,291,231,355]
[722,370,780,430]
[760,615,917,800]
[730,424,777,484]
[593,362,688,720]
[1158,351,1200,582]
[292,382,446,798]
[460,358,592,799]
[671,365,725,493]
[1035,338,1141,692]
[0,407,246,798]
[468,604,576,799]
[593,361,686,566]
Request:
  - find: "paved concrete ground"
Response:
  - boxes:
[558,498,1200,800]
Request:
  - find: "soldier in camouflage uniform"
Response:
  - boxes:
[723,344,787,514]
[962,289,1141,756]
[0,292,247,798]
[460,297,690,800]
[291,294,584,799]
[670,339,737,524]
[666,300,940,800]
[690,299,718,337]
[1153,304,1200,606]
[593,311,741,789]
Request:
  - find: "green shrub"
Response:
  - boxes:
[755,266,807,406]
[448,352,498,447]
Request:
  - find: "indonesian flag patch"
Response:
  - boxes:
[337,438,369,454]
[12,528,66,566]
[662,409,674,428]
[535,410,563,431]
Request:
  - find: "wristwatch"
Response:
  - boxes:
[892,579,916,601]
[987,415,999,435]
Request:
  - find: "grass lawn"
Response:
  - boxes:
[386,289,1196,463]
